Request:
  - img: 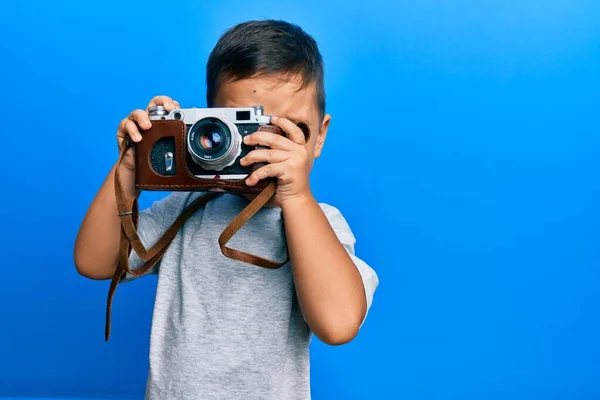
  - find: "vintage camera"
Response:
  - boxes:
[147,105,273,180]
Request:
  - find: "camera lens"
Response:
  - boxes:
[200,131,222,150]
[192,122,227,157]
[187,117,241,171]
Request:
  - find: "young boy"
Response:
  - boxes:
[74,19,378,399]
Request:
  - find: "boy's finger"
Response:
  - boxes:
[270,116,306,145]
[245,163,284,186]
[121,120,142,142]
[147,95,171,106]
[240,149,289,166]
[129,109,152,130]
[147,95,178,111]
[244,131,295,150]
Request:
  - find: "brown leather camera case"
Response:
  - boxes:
[134,119,283,193]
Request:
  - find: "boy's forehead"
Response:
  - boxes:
[214,75,318,124]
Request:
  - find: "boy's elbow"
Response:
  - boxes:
[74,256,95,279]
[314,312,364,346]
[317,323,360,346]
[73,251,113,280]
[312,301,367,345]
[74,251,87,276]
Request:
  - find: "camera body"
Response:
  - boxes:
[134,105,282,193]
[149,105,272,179]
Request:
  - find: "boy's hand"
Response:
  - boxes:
[240,116,311,205]
[116,95,180,173]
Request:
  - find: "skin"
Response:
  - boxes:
[74,75,367,345]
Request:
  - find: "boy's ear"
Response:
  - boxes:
[314,114,331,158]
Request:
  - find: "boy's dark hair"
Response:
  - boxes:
[206,19,325,119]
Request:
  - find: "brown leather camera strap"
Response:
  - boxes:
[105,139,289,341]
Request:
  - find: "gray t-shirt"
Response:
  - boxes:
[123,191,378,400]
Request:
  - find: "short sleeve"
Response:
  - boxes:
[120,195,170,283]
[320,203,379,325]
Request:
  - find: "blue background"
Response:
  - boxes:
[1,0,599,399]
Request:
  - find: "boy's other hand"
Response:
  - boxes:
[116,95,180,173]
[240,116,311,206]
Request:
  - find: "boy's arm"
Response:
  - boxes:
[242,116,378,345]
[282,195,377,345]
[74,164,137,280]
[74,96,178,280]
